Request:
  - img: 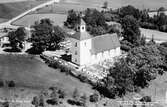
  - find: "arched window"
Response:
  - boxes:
[75,42,77,47]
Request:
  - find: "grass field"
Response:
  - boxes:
[140,28,167,42]
[11,13,67,27]
[0,0,48,20]
[0,54,93,95]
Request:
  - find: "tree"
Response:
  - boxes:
[107,58,135,97]
[32,96,40,107]
[39,94,45,107]
[30,19,66,54]
[8,27,27,51]
[157,7,165,16]
[127,45,165,87]
[157,13,167,29]
[84,9,108,35]
[120,15,141,44]
[84,9,107,28]
[96,44,166,98]
[119,5,140,20]
[64,9,81,28]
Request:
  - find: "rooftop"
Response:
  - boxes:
[91,33,120,54]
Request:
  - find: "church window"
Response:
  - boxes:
[85,42,86,46]
[82,27,85,30]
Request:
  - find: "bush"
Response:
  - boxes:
[121,44,132,52]
[120,40,134,52]
[46,98,59,105]
[67,99,84,106]
[140,96,152,102]
[0,80,4,87]
[8,80,15,87]
[140,22,157,30]
[78,75,89,83]
[58,89,66,99]
[89,91,99,103]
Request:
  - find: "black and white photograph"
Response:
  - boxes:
[0,0,167,107]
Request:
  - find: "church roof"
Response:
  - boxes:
[91,33,120,54]
[70,31,92,40]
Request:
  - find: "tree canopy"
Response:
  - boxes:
[119,5,140,20]
[64,9,81,29]
[120,15,141,45]
[30,18,66,54]
[8,27,27,51]
[95,44,167,98]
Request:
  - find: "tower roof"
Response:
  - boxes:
[80,19,86,25]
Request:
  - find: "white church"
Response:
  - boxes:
[68,19,121,66]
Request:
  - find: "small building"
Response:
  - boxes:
[0,33,9,47]
[68,19,121,66]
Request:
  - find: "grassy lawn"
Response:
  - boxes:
[0,54,93,95]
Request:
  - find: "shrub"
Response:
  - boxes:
[89,91,99,103]
[2,101,9,107]
[32,96,39,107]
[78,75,89,83]
[8,80,15,87]
[0,80,4,87]
[140,22,157,30]
[140,96,152,102]
[120,40,134,51]
[58,89,66,99]
[121,44,132,52]
[67,99,83,106]
[46,98,59,105]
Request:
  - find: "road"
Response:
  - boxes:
[0,0,60,30]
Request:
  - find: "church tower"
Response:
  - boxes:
[70,19,92,66]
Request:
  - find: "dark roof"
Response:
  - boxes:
[70,31,92,40]
[91,33,120,54]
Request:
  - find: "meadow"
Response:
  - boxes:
[0,54,93,94]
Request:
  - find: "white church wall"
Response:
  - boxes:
[116,47,121,56]
[80,39,92,66]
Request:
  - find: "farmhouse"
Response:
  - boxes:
[68,19,121,66]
